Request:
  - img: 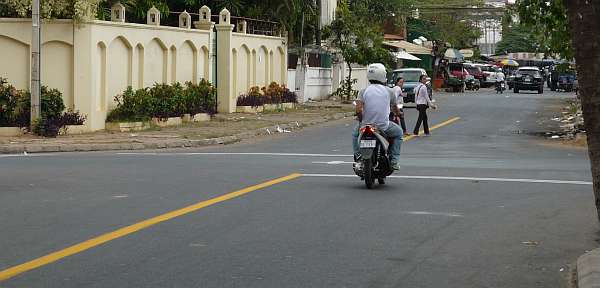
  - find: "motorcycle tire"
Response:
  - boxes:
[363,159,374,189]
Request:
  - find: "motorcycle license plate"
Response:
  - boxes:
[525,78,531,82]
[360,140,376,148]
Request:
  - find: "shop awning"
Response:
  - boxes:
[383,41,432,55]
[393,51,421,61]
[444,48,464,60]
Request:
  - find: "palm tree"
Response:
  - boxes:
[271,0,316,45]
[214,0,244,15]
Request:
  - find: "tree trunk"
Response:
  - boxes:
[346,62,353,102]
[565,1,600,222]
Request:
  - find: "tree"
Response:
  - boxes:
[406,0,483,48]
[322,1,392,102]
[517,0,600,222]
[0,0,103,22]
[406,0,482,82]
[495,24,538,54]
[516,0,573,59]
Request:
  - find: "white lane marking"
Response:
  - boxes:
[403,211,464,217]
[0,153,56,158]
[111,195,129,199]
[312,161,355,165]
[117,152,353,157]
[301,174,592,185]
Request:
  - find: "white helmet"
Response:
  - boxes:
[367,63,387,84]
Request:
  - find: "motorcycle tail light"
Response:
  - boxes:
[360,126,375,135]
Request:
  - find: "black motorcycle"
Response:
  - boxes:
[495,81,505,94]
[353,123,394,189]
[466,77,480,91]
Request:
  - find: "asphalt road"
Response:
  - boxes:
[0,88,597,287]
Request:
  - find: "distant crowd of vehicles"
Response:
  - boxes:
[385,61,577,103]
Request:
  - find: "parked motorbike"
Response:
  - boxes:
[353,103,399,189]
[495,81,505,94]
[465,77,480,91]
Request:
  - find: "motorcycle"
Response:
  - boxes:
[353,104,398,189]
[465,76,480,91]
[495,81,505,94]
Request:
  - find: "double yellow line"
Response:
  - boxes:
[0,117,460,282]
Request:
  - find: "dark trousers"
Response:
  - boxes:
[390,110,408,133]
[413,104,429,135]
[400,116,407,133]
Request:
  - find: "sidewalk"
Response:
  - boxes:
[0,103,354,154]
[577,248,600,288]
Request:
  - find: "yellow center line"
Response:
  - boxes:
[0,173,302,282]
[404,117,461,141]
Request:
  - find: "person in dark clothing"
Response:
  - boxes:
[413,75,437,136]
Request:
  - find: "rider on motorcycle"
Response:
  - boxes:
[495,69,506,91]
[352,63,403,170]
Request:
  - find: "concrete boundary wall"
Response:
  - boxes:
[289,65,368,102]
[214,8,287,113]
[0,18,212,131]
[0,10,288,131]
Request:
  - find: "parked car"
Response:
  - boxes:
[473,64,497,87]
[465,64,484,83]
[389,68,432,103]
[557,74,576,92]
[513,67,544,94]
[446,63,468,93]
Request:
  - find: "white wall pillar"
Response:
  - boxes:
[216,9,235,113]
[73,24,98,130]
[295,60,309,102]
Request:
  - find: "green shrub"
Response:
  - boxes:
[107,87,153,122]
[107,80,217,122]
[149,83,185,119]
[184,80,216,115]
[0,78,86,137]
[0,77,20,126]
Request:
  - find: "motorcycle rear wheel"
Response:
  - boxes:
[363,159,374,189]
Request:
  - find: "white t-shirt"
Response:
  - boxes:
[496,72,505,82]
[358,84,397,130]
[392,86,405,104]
[414,83,433,106]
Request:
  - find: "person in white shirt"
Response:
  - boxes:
[495,70,506,92]
[392,77,410,136]
[413,75,437,136]
[496,70,505,82]
[352,63,403,170]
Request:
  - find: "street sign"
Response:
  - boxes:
[460,49,474,58]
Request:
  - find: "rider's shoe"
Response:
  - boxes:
[391,162,400,170]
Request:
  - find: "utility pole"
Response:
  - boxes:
[31,0,41,126]
[492,23,496,54]
[315,0,321,46]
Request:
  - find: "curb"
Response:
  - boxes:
[0,112,354,154]
[578,248,600,288]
